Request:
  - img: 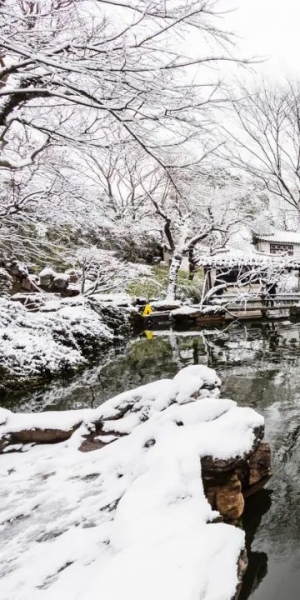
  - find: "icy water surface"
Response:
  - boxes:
[6,320,300,600]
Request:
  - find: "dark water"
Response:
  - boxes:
[6,320,300,599]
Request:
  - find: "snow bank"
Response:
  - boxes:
[0,366,264,600]
[91,292,132,306]
[0,296,129,380]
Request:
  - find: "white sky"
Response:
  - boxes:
[222,0,300,78]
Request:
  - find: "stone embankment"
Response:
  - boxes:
[0,294,138,397]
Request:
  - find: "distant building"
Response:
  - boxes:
[253,231,300,258]
[196,231,300,300]
[163,231,300,285]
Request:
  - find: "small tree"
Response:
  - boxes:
[74,247,150,296]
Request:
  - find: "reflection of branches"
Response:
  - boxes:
[168,331,182,368]
[88,384,97,408]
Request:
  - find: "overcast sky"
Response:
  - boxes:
[222,0,300,78]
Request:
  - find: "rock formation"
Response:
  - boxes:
[202,442,272,523]
[0,366,271,600]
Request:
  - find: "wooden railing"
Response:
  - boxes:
[209,292,300,312]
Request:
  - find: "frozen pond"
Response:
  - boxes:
[4,320,300,600]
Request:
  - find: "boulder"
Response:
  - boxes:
[52,273,70,291]
[150,300,182,311]
[67,269,79,283]
[39,267,55,288]
[201,434,271,522]
[215,473,245,521]
[248,443,272,486]
[39,268,78,296]
[2,259,38,294]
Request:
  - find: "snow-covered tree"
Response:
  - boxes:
[0,0,250,173]
[0,0,259,302]
[223,82,300,218]
[73,246,150,295]
[148,168,265,299]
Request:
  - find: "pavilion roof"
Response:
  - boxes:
[196,250,300,270]
[254,231,300,245]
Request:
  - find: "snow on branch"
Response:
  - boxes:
[0,0,252,176]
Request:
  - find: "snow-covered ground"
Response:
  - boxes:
[0,366,264,600]
[0,296,131,380]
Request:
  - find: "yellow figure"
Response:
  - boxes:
[144,330,153,340]
[142,303,153,317]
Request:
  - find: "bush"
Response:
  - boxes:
[127,264,203,302]
[127,264,168,299]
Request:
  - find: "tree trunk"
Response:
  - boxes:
[81,263,86,295]
[164,218,175,252]
[188,244,197,281]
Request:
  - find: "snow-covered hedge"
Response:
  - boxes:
[0,366,264,600]
[0,296,131,380]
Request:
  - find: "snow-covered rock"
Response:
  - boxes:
[151,299,182,311]
[91,292,132,306]
[0,366,266,600]
[39,267,55,278]
[52,272,70,290]
[0,296,131,382]
[0,267,12,296]
[39,266,55,287]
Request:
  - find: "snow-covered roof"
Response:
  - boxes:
[255,231,300,245]
[196,249,300,269]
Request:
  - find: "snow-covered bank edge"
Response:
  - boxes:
[0,295,135,395]
[0,366,270,600]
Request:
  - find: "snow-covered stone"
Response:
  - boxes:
[0,296,130,382]
[39,267,56,287]
[91,292,132,306]
[52,273,70,290]
[39,267,55,278]
[151,299,182,311]
[0,366,265,600]
[171,305,202,316]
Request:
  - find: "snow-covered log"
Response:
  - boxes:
[0,366,270,600]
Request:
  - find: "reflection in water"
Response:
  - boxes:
[239,490,272,600]
[5,320,300,599]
